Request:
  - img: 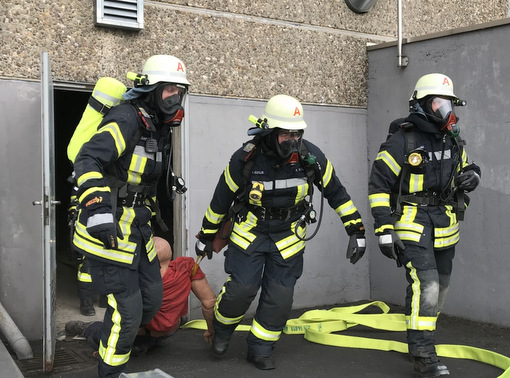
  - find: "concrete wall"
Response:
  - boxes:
[367,19,510,327]
[2,1,507,105]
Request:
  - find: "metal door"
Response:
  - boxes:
[35,51,59,372]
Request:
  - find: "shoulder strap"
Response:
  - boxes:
[393,123,416,220]
[238,140,259,202]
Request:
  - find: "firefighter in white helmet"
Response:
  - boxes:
[72,55,190,378]
[368,73,481,377]
[195,94,366,370]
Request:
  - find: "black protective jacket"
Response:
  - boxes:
[73,102,168,266]
[368,112,480,248]
[200,137,365,259]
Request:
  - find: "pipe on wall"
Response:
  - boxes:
[0,300,33,360]
[398,0,408,67]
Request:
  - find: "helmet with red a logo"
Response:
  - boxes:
[142,55,190,87]
[409,73,464,136]
[409,73,457,101]
[262,94,307,130]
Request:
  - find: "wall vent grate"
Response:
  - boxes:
[95,0,144,31]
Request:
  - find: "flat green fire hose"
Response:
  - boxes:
[182,301,510,377]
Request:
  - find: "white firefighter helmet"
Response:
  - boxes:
[262,94,307,130]
[142,55,190,87]
[410,73,457,101]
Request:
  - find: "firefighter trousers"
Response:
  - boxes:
[398,221,455,358]
[88,250,162,378]
[214,237,304,356]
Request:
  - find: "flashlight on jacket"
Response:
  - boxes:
[407,148,428,167]
[249,182,264,201]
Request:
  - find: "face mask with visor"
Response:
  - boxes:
[155,83,188,126]
[425,96,460,137]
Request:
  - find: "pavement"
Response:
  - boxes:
[4,301,510,378]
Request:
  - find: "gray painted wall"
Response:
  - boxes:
[367,22,510,327]
[186,96,370,318]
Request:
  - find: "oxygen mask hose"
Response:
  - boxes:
[296,160,325,242]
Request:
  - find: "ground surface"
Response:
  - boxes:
[8,262,510,378]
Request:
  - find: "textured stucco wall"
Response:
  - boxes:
[1,1,507,106]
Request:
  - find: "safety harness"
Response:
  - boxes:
[390,121,467,221]
[217,138,320,239]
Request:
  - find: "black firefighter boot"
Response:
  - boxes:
[80,298,96,316]
[413,356,450,377]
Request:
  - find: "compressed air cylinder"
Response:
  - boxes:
[67,77,127,163]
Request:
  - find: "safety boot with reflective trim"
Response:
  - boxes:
[247,353,276,370]
[413,356,450,377]
[211,335,230,356]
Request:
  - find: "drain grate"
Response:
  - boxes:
[17,347,91,375]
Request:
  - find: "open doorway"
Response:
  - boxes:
[53,86,176,328]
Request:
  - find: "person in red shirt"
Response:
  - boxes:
[65,236,216,355]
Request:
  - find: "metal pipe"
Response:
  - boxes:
[0,300,33,360]
[398,0,408,67]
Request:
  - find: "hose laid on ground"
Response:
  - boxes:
[182,301,510,377]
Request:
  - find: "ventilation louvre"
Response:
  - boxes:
[95,0,144,31]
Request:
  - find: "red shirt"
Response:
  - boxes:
[145,256,205,334]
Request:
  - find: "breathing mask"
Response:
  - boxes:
[421,96,460,137]
[274,129,303,162]
[155,83,187,127]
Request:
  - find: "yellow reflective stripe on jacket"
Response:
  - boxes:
[127,146,149,184]
[74,222,135,264]
[77,262,92,283]
[98,294,130,366]
[146,237,157,262]
[184,301,510,377]
[395,206,423,242]
[77,171,104,186]
[250,318,281,342]
[224,164,240,193]
[295,182,309,204]
[434,224,460,248]
[321,160,334,188]
[434,206,459,248]
[98,123,126,158]
[78,185,111,203]
[369,193,390,208]
[230,213,257,250]
[275,226,306,260]
[335,199,356,217]
[376,150,401,176]
[409,173,424,193]
[205,206,224,226]
[375,224,394,234]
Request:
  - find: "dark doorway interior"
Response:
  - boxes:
[54,89,89,266]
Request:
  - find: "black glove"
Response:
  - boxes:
[456,170,480,192]
[346,233,366,264]
[82,190,119,249]
[195,232,214,260]
[378,230,405,260]
[86,211,119,249]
